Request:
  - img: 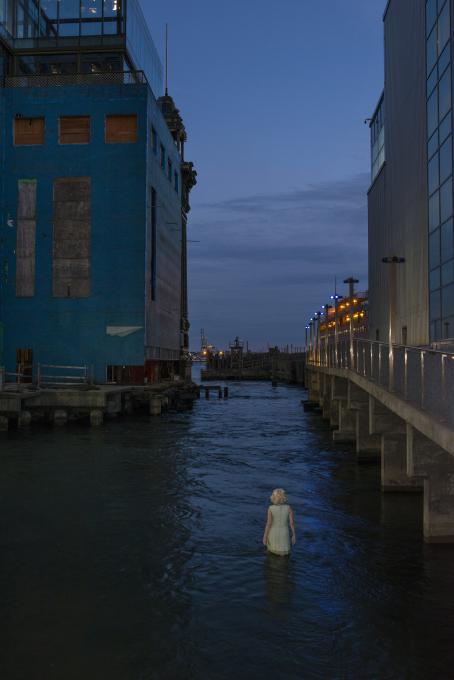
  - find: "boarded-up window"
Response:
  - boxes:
[59,116,90,144]
[105,114,137,143]
[53,178,91,298]
[16,180,37,297]
[14,117,45,145]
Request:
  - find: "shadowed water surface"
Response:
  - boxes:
[1,373,454,679]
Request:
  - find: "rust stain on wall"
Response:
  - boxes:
[16,179,37,298]
[53,177,91,298]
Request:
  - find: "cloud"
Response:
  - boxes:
[188,173,369,348]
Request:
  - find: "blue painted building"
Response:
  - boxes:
[0,0,196,383]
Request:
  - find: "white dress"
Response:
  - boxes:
[267,504,291,555]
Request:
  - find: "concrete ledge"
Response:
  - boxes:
[308,366,454,455]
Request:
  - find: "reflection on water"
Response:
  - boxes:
[264,552,295,610]
[0,371,454,679]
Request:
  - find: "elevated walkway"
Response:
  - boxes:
[306,338,454,543]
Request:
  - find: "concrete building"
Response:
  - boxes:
[368,0,454,347]
[0,0,196,383]
[304,0,454,544]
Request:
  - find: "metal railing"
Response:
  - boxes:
[308,336,454,429]
[2,70,147,88]
[4,364,33,385]
[36,364,91,388]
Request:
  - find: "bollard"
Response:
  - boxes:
[224,386,229,399]
[150,396,162,416]
[196,386,201,399]
[90,409,104,427]
[18,411,32,428]
[205,387,210,400]
[218,387,222,399]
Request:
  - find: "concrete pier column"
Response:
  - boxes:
[333,401,356,443]
[321,392,331,421]
[329,399,339,429]
[53,409,68,426]
[90,410,104,427]
[422,475,454,542]
[369,396,406,435]
[407,425,454,542]
[355,407,381,461]
[307,369,321,403]
[0,416,9,432]
[150,396,162,416]
[18,411,32,429]
[381,433,422,492]
[332,376,348,400]
[123,395,134,415]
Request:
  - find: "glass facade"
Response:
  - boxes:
[0,0,163,95]
[370,93,385,182]
[125,0,162,98]
[426,0,454,341]
[4,0,124,42]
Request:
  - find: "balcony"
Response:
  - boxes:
[1,69,147,88]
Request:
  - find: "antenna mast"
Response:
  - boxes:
[165,23,169,95]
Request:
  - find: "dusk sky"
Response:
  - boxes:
[142,0,385,350]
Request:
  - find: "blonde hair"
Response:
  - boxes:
[270,488,288,505]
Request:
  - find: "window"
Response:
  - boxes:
[441,218,453,260]
[151,126,157,154]
[430,228,441,270]
[167,158,172,181]
[370,95,385,182]
[160,143,165,170]
[14,117,44,145]
[105,114,137,143]
[174,171,179,193]
[59,116,90,144]
[426,0,454,338]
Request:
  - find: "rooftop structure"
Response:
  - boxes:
[0,0,163,96]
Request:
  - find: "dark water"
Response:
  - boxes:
[1,371,454,680]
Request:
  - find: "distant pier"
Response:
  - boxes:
[201,345,306,385]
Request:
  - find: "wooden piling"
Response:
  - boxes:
[150,396,162,416]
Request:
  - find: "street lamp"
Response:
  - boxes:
[382,256,405,391]
[344,277,359,368]
[314,311,322,365]
[330,294,344,366]
[322,304,333,366]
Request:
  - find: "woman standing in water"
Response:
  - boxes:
[262,488,296,556]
